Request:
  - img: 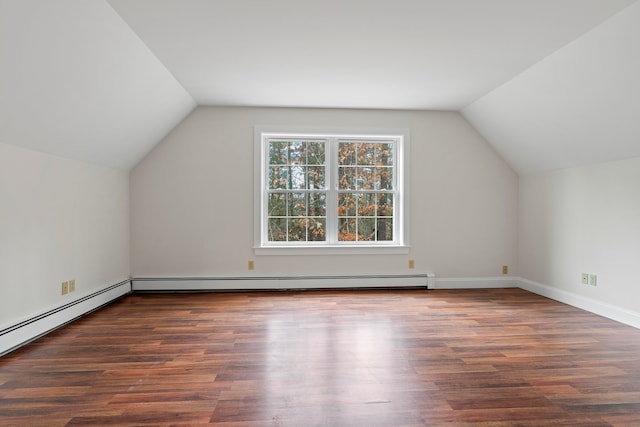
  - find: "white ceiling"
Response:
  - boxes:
[107,0,635,111]
[1,0,639,173]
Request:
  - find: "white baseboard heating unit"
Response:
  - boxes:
[0,280,131,356]
[132,273,435,292]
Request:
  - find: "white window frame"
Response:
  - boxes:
[254,126,410,255]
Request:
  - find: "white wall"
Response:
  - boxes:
[131,106,517,279]
[0,143,130,328]
[519,157,640,313]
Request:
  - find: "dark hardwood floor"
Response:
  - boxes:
[2,288,640,426]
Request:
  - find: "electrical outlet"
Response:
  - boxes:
[408,259,415,269]
[502,265,509,275]
[248,260,255,270]
[581,273,589,285]
[589,274,597,286]
[69,279,75,292]
[62,281,69,295]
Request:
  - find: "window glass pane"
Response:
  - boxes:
[376,167,393,190]
[357,143,376,165]
[309,218,326,241]
[269,141,288,165]
[307,142,325,165]
[357,167,375,190]
[377,194,393,216]
[268,166,288,189]
[338,166,355,190]
[268,193,286,216]
[376,143,393,166]
[307,166,325,189]
[288,192,306,216]
[288,166,305,189]
[288,218,307,241]
[338,143,356,165]
[358,218,376,241]
[268,218,287,241]
[338,193,356,217]
[358,193,376,216]
[288,141,306,165]
[377,218,393,241]
[338,218,357,241]
[309,193,326,216]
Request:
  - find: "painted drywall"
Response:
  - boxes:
[131,106,517,279]
[519,157,640,313]
[0,143,130,328]
[0,0,196,170]
[463,0,640,175]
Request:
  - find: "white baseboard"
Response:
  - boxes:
[433,276,519,289]
[132,273,435,291]
[518,278,640,329]
[0,279,131,356]
[432,276,640,329]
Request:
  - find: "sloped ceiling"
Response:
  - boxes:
[0,0,195,170]
[1,0,638,174]
[463,0,640,175]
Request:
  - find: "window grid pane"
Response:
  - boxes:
[337,191,394,242]
[338,142,395,191]
[336,141,395,242]
[266,139,328,243]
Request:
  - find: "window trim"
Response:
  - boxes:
[254,126,411,255]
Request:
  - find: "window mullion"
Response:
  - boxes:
[326,138,338,244]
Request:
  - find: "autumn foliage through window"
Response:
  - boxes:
[337,142,394,242]
[267,139,327,242]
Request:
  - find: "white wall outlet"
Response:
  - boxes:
[581,273,589,285]
[589,274,597,286]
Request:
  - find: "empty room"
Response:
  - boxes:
[2,0,640,425]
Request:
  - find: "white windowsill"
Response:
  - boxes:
[254,245,411,256]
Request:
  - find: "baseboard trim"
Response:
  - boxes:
[433,276,519,289]
[0,279,132,356]
[433,276,640,329]
[132,273,436,292]
[518,278,640,329]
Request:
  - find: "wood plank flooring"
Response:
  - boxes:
[2,288,640,426]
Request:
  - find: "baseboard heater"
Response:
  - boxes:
[132,273,435,292]
[0,279,131,357]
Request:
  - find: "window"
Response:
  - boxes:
[254,128,409,254]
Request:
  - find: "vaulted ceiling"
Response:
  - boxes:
[1,0,638,174]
